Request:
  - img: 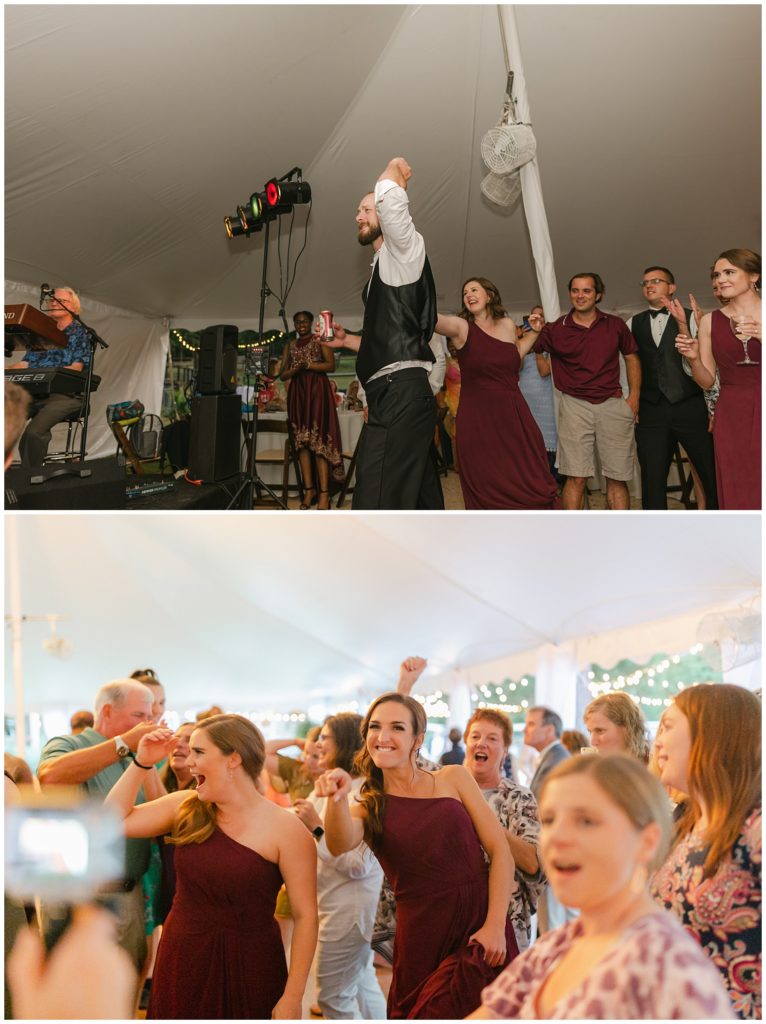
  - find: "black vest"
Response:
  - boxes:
[356,257,437,385]
[632,308,702,405]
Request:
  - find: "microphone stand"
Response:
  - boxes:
[30,292,109,484]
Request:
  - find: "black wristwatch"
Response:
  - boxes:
[312,826,325,840]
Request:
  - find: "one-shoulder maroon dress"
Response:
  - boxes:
[456,323,560,509]
[375,795,519,1019]
[710,309,762,509]
[147,828,287,1019]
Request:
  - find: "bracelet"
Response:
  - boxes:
[128,751,153,770]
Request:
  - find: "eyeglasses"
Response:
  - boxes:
[640,278,670,287]
[130,668,158,680]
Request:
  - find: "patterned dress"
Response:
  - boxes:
[285,336,344,488]
[651,806,761,1019]
[480,912,735,1019]
[480,779,546,950]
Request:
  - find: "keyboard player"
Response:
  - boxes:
[7,286,91,465]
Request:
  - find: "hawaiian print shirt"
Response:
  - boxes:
[481,778,546,951]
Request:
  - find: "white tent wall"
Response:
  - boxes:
[6,280,168,459]
[5,515,761,747]
[428,597,763,727]
[5,6,760,323]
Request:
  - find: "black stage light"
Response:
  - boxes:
[265,179,312,207]
[224,214,246,238]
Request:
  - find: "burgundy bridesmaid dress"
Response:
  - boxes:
[710,309,762,509]
[148,828,288,1019]
[456,323,560,509]
[375,794,519,1019]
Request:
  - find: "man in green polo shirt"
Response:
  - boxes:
[37,679,164,972]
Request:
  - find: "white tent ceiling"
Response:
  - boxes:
[5,4,761,328]
[5,514,761,716]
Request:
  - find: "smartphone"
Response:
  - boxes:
[5,790,125,904]
[521,317,531,332]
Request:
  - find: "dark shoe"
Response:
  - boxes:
[317,489,331,510]
[299,487,316,509]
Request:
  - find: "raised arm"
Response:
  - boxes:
[450,766,516,966]
[273,816,318,1019]
[314,768,366,854]
[397,656,428,696]
[263,738,304,776]
[435,314,469,348]
[38,721,158,787]
[103,728,185,838]
[676,313,716,390]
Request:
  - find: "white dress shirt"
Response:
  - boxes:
[366,179,433,383]
[308,777,383,942]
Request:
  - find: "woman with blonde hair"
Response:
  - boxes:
[317,691,518,1019]
[469,753,734,1019]
[652,684,761,1019]
[584,690,649,761]
[104,714,317,1019]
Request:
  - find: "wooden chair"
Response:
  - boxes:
[335,432,362,508]
[245,419,295,507]
[666,442,697,509]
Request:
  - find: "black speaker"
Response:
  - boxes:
[5,457,126,509]
[198,324,238,394]
[188,393,241,482]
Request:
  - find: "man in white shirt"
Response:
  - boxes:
[327,157,444,509]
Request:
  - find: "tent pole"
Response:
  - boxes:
[498,5,561,322]
[7,517,27,758]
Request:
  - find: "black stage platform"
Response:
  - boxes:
[5,458,243,511]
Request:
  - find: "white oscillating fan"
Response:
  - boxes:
[480,170,522,209]
[481,72,537,175]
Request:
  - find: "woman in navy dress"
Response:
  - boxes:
[436,278,559,509]
[317,692,518,1019]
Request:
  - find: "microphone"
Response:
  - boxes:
[39,282,51,308]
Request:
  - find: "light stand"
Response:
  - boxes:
[226,219,289,510]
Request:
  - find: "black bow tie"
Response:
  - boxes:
[649,308,669,319]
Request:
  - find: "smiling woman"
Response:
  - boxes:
[317,692,519,1019]
[103,715,318,1020]
[435,279,559,510]
[468,754,735,1020]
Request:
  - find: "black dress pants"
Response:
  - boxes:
[353,368,444,510]
[636,393,718,509]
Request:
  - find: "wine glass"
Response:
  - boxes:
[730,315,759,366]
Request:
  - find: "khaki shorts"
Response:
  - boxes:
[557,393,636,481]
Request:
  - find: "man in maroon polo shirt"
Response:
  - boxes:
[528,273,641,510]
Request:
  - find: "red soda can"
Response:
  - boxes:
[318,310,334,340]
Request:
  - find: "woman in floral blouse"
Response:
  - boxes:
[652,684,761,1020]
[469,753,733,1020]
[463,709,546,951]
